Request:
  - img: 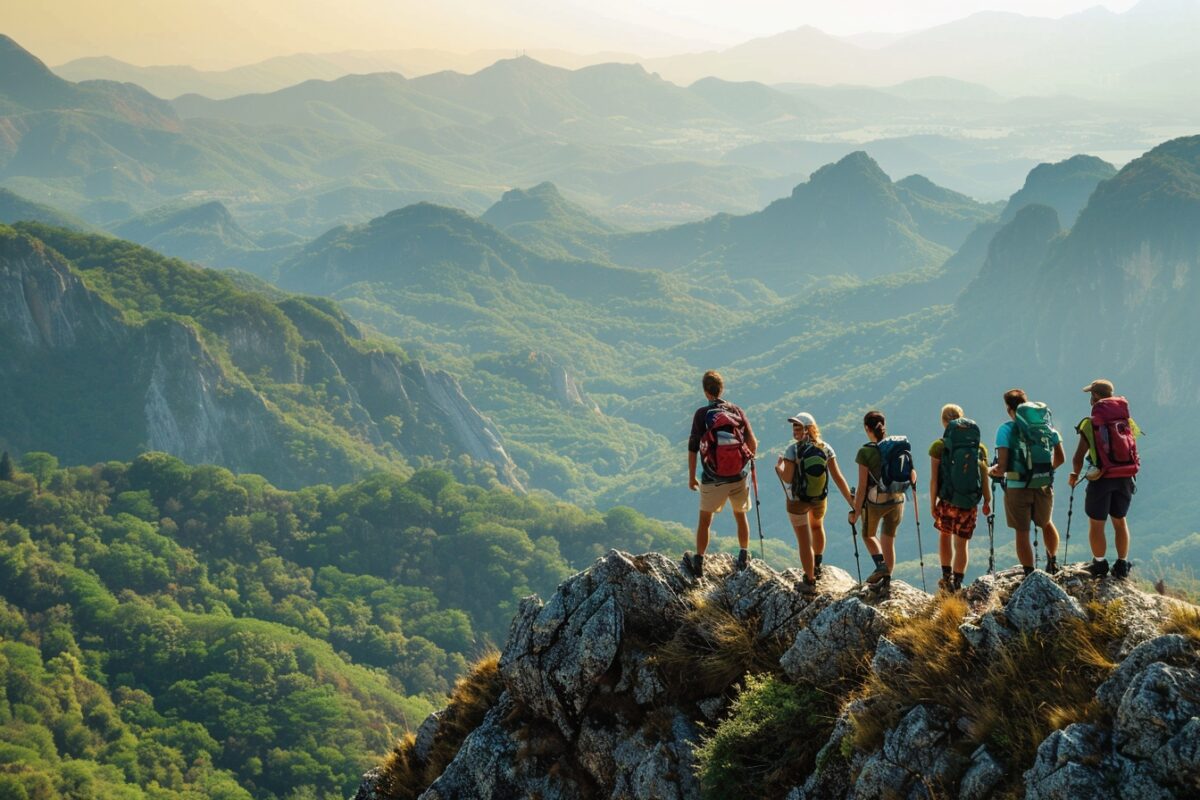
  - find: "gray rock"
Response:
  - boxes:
[1151,717,1200,792]
[958,746,1005,800]
[610,712,702,800]
[781,597,886,684]
[1004,571,1086,634]
[1096,634,1192,712]
[871,636,910,676]
[1114,662,1200,761]
[1023,723,1111,800]
[351,767,384,800]
[853,705,965,799]
[412,709,444,763]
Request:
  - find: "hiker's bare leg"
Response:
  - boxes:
[1015,528,1033,568]
[1113,517,1130,560]
[882,533,896,572]
[793,523,815,580]
[861,507,882,557]
[734,511,750,550]
[1041,521,1060,557]
[939,531,952,567]
[953,537,969,574]
[1088,517,1107,559]
[696,510,714,555]
[810,516,827,557]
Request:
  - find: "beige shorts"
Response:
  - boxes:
[699,477,750,514]
[787,497,827,527]
[861,502,903,538]
[1004,486,1054,530]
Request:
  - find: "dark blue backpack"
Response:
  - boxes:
[869,436,914,494]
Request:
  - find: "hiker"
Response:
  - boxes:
[776,412,854,594]
[929,404,992,593]
[849,410,917,588]
[988,389,1065,575]
[1068,379,1141,579]
[686,370,758,577]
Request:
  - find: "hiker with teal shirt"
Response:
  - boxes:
[849,410,917,589]
[988,388,1065,576]
[685,370,758,579]
[776,412,854,595]
[929,404,992,594]
[1068,379,1141,579]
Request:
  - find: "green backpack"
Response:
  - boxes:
[791,443,829,502]
[938,418,983,509]
[1009,402,1056,489]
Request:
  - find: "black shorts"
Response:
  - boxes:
[1085,477,1134,521]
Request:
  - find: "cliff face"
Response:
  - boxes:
[363,551,1200,800]
[0,225,522,489]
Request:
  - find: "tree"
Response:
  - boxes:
[19,452,58,494]
[0,451,13,482]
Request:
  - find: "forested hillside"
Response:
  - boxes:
[0,451,709,798]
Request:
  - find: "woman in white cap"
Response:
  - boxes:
[776,412,854,593]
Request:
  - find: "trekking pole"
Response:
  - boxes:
[1031,499,1040,570]
[911,487,928,593]
[849,486,863,584]
[1065,480,1077,565]
[987,479,998,576]
[750,458,765,561]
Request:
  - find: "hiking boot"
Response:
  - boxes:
[937,576,953,594]
[866,564,890,584]
[1085,559,1110,579]
[799,574,817,597]
[869,574,892,594]
[683,551,704,579]
[1045,556,1060,576]
[1112,559,1132,580]
[814,563,824,580]
[736,548,750,572]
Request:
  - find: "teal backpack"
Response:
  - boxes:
[791,443,829,502]
[938,418,983,509]
[1009,402,1056,489]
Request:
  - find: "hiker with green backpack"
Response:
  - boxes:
[849,410,918,590]
[776,412,854,595]
[929,404,992,594]
[988,388,1065,576]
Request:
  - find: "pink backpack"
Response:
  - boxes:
[699,405,750,478]
[1092,397,1139,479]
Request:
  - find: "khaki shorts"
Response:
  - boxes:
[862,502,903,538]
[1004,486,1054,530]
[787,497,827,527]
[699,477,750,514]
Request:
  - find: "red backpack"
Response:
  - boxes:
[1091,396,1139,479]
[699,404,751,478]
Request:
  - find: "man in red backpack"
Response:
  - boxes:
[1068,379,1141,580]
[686,370,758,577]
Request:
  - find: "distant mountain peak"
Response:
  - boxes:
[803,150,892,191]
[0,34,77,107]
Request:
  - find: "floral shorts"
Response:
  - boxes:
[934,502,978,540]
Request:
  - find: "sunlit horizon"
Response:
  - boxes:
[4,0,1145,70]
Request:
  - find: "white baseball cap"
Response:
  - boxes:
[787,412,816,427]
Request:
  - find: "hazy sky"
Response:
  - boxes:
[5,0,1144,68]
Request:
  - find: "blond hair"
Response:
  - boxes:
[802,422,823,446]
[941,404,964,426]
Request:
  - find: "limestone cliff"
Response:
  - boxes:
[358,551,1200,800]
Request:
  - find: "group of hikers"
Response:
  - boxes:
[684,370,1141,596]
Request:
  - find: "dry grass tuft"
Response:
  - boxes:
[378,651,504,799]
[651,590,786,700]
[1163,604,1200,644]
[850,597,1126,790]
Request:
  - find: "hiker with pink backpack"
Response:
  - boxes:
[685,370,758,578]
[1068,379,1141,579]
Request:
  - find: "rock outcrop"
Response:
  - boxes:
[357,552,1199,800]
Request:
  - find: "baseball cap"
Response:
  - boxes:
[1082,379,1114,397]
[787,412,816,427]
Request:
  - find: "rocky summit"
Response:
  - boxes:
[357,550,1200,800]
